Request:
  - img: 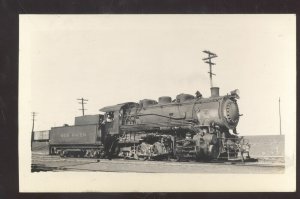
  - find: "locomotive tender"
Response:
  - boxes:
[49,87,252,161]
[49,115,104,158]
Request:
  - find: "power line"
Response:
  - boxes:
[31,112,37,150]
[202,50,218,88]
[279,97,282,135]
[77,98,88,116]
[32,112,37,133]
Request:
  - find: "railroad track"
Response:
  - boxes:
[32,152,284,173]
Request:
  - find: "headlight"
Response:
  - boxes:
[230,89,240,98]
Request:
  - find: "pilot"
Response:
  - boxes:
[195,91,202,99]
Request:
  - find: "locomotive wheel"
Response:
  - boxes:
[175,155,182,162]
[166,155,171,161]
[208,145,219,160]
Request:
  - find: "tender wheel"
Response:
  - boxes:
[59,150,66,157]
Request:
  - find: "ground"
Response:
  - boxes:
[32,151,284,173]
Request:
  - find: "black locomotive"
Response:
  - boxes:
[49,87,253,162]
[49,51,254,162]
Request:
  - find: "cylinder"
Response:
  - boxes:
[210,87,220,97]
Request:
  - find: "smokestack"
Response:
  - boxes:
[210,87,219,97]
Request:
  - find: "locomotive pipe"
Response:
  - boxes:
[210,87,220,97]
[159,126,196,132]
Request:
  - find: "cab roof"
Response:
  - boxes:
[99,102,138,112]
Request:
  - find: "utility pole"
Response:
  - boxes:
[202,50,218,88]
[279,97,282,135]
[31,112,37,150]
[77,98,88,116]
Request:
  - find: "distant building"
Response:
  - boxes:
[33,130,49,141]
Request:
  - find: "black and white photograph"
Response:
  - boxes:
[19,14,296,192]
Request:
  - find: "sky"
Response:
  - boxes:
[20,15,296,136]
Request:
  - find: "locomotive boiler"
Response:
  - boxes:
[99,87,252,161]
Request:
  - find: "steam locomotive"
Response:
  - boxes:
[49,87,253,162]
